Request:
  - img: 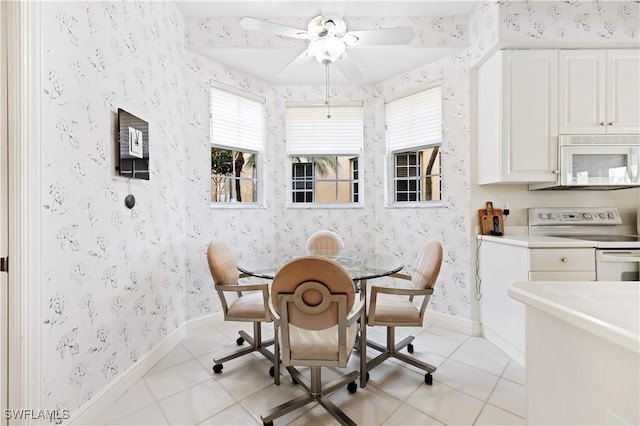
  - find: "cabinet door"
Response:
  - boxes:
[529,271,596,281]
[559,50,607,134]
[607,49,640,134]
[501,50,558,182]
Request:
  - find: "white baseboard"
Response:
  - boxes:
[185,312,224,336]
[66,325,186,425]
[424,311,482,336]
[482,326,525,367]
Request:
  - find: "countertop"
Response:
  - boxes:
[478,234,597,248]
[508,281,640,353]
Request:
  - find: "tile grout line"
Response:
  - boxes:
[471,360,523,425]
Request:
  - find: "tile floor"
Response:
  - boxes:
[96,321,525,425]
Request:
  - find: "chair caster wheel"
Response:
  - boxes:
[347,381,357,394]
[236,337,245,345]
[213,363,223,374]
[407,343,414,354]
[269,366,275,377]
[425,372,433,385]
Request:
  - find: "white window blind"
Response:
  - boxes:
[386,85,442,153]
[211,86,265,152]
[286,105,363,155]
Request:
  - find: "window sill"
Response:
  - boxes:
[210,203,266,210]
[385,201,445,209]
[286,203,365,210]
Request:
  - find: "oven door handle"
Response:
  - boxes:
[596,251,640,263]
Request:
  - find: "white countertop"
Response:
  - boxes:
[509,281,640,353]
[478,234,597,248]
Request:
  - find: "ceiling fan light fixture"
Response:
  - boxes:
[308,36,345,63]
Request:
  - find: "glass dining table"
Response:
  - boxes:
[237,249,406,387]
[237,249,404,281]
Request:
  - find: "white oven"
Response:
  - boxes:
[530,135,640,190]
[529,207,640,282]
[596,249,640,281]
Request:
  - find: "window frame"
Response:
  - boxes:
[286,154,364,209]
[210,148,261,206]
[384,82,444,208]
[390,146,442,205]
[285,102,364,209]
[210,82,266,209]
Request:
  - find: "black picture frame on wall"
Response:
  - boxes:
[116,108,149,180]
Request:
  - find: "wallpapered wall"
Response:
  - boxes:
[41,1,187,414]
[37,0,638,416]
[498,1,638,40]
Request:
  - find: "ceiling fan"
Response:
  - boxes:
[239,6,415,83]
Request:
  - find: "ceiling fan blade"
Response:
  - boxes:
[240,17,309,40]
[277,49,314,79]
[322,1,346,19]
[334,51,364,83]
[344,27,415,47]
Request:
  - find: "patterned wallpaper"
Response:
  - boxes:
[498,1,638,41]
[470,1,501,60]
[37,0,638,416]
[41,0,187,414]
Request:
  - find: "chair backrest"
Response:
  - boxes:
[207,240,239,286]
[271,256,355,330]
[410,240,443,290]
[305,230,345,256]
[271,256,357,366]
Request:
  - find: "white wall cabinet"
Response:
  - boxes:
[478,50,558,184]
[559,49,640,134]
[478,239,595,364]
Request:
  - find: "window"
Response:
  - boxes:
[291,156,358,204]
[394,148,441,202]
[210,84,265,204]
[286,102,363,206]
[351,158,359,203]
[385,83,442,204]
[292,161,314,203]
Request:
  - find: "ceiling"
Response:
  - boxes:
[176,1,478,84]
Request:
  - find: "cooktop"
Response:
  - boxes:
[555,234,640,243]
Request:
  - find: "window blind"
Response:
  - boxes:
[286,105,363,155]
[211,86,265,152]
[385,85,442,153]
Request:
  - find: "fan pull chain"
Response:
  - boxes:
[325,61,331,119]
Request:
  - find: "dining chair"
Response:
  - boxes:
[261,256,364,426]
[206,240,276,376]
[365,239,443,385]
[305,230,345,256]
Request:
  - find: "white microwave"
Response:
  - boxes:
[530,135,640,190]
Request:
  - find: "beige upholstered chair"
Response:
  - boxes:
[365,240,443,385]
[206,240,276,375]
[261,256,364,426]
[305,230,345,256]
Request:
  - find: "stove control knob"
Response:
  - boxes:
[598,213,607,219]
[607,212,615,219]
[548,213,558,220]
[538,213,548,220]
[583,213,592,219]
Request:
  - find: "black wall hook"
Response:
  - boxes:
[125,194,136,209]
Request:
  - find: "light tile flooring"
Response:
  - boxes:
[96,322,525,425]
